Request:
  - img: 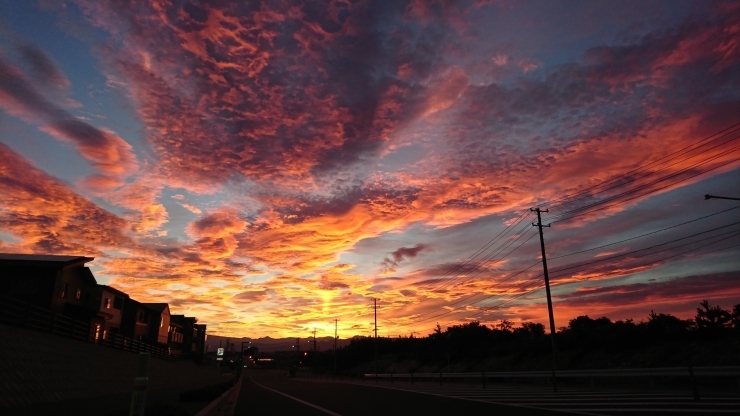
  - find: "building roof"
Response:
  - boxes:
[79,266,98,286]
[0,253,94,267]
[143,303,170,314]
[97,285,129,298]
[170,315,197,325]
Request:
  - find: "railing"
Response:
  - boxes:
[0,294,173,360]
[367,367,740,379]
[364,367,740,391]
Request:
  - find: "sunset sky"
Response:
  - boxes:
[1,0,739,339]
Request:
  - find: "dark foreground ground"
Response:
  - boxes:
[235,369,740,416]
[236,370,571,416]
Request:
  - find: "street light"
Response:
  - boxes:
[705,194,740,201]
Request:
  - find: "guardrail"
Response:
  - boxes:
[364,367,740,394]
[366,367,740,379]
[0,293,173,360]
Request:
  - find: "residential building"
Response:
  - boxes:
[0,253,97,321]
[193,323,207,358]
[168,315,184,355]
[143,302,170,346]
[120,299,158,343]
[91,285,129,341]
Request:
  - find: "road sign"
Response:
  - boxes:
[217,347,224,356]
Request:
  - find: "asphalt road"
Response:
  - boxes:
[234,370,569,416]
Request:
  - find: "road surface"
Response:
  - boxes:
[234,370,740,416]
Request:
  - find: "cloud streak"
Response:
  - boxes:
[0,55,138,178]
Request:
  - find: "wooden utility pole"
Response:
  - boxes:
[374,298,378,382]
[334,319,338,374]
[532,207,559,393]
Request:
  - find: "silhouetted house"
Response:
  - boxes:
[0,253,98,321]
[143,302,170,346]
[170,315,207,357]
[120,299,159,343]
[168,315,185,355]
[90,285,129,340]
[193,323,207,358]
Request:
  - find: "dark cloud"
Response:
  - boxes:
[0,57,137,176]
[18,43,70,88]
[381,243,431,272]
[438,8,740,180]
[557,271,740,308]
[81,0,465,188]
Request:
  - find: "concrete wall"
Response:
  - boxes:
[0,323,223,409]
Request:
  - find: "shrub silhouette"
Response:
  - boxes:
[695,300,732,332]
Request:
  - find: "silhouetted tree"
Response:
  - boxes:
[562,315,615,349]
[514,322,545,339]
[496,319,513,332]
[732,304,740,331]
[695,300,732,331]
[647,310,691,337]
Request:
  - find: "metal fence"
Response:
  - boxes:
[0,294,173,360]
[365,367,740,390]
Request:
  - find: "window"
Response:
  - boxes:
[137,311,146,322]
[94,324,101,340]
[160,316,163,328]
[113,296,123,310]
[76,289,81,300]
[60,283,68,298]
[104,298,111,309]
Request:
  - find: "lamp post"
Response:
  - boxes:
[705,194,740,201]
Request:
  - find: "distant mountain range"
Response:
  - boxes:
[205,335,353,353]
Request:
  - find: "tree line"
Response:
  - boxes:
[303,300,740,373]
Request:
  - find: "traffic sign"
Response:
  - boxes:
[217,347,224,356]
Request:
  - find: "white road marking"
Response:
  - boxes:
[250,377,343,416]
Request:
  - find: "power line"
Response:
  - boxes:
[415,210,531,292]
[549,226,740,279]
[427,223,538,293]
[548,206,740,260]
[392,217,540,318]
[458,236,740,325]
[407,230,539,322]
[472,231,740,318]
[541,122,740,210]
[546,142,740,224]
[409,223,740,328]
[402,122,740,332]
[408,208,738,326]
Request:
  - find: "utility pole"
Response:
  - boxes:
[532,207,559,393]
[307,329,317,372]
[374,298,378,382]
[334,319,338,374]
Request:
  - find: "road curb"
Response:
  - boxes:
[195,374,243,416]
